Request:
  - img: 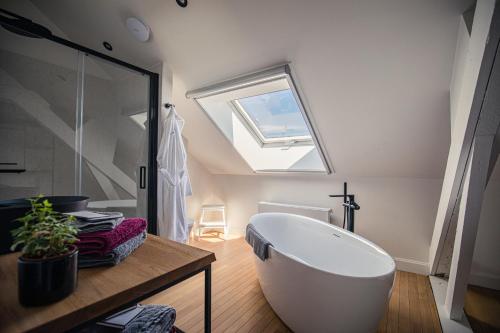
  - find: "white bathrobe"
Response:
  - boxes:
[157,107,192,243]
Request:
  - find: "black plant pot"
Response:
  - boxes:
[18,246,78,306]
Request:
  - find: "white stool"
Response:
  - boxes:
[198,204,227,239]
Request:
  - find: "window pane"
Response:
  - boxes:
[237,90,311,139]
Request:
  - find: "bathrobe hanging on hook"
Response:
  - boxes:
[157,105,192,243]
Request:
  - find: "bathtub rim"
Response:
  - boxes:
[250,212,396,280]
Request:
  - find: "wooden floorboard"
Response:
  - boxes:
[399,271,411,333]
[387,270,400,333]
[407,272,422,333]
[145,233,441,333]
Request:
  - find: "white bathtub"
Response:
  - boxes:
[250,213,395,333]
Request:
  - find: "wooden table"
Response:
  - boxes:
[0,235,216,333]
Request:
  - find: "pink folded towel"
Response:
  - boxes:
[77,218,147,256]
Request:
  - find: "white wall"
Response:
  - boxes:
[186,153,225,222]
[215,174,442,274]
[429,0,496,272]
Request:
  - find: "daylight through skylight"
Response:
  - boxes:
[187,64,331,173]
[235,89,311,141]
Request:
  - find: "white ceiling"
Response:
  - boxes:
[26,0,473,177]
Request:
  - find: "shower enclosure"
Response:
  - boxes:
[0,9,159,233]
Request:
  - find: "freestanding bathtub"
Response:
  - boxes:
[250,213,395,333]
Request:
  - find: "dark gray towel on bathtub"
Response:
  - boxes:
[245,223,272,261]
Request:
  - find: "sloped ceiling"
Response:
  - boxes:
[25,0,473,177]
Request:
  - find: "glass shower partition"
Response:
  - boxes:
[0,10,158,231]
[0,28,80,198]
[79,54,150,219]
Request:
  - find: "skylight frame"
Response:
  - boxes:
[230,95,314,148]
[186,64,333,174]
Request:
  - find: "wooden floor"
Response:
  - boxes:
[145,233,442,333]
[377,270,442,333]
[465,285,500,333]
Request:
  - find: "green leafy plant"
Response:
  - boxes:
[11,196,79,259]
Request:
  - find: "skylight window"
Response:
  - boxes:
[186,64,331,173]
[232,89,313,146]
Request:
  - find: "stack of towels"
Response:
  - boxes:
[69,211,147,268]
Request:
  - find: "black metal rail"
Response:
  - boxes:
[68,264,212,333]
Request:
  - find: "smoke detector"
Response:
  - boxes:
[125,17,150,42]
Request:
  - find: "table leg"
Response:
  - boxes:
[205,265,212,333]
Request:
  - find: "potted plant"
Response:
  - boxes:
[11,196,79,306]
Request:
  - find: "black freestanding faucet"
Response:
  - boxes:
[329,182,360,233]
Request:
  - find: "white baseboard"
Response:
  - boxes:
[469,272,500,290]
[394,257,429,275]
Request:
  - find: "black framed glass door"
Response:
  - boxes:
[0,8,159,233]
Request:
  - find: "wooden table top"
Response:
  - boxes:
[0,235,216,333]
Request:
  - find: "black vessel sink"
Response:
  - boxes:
[0,196,89,255]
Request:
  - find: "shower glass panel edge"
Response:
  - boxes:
[75,52,85,196]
